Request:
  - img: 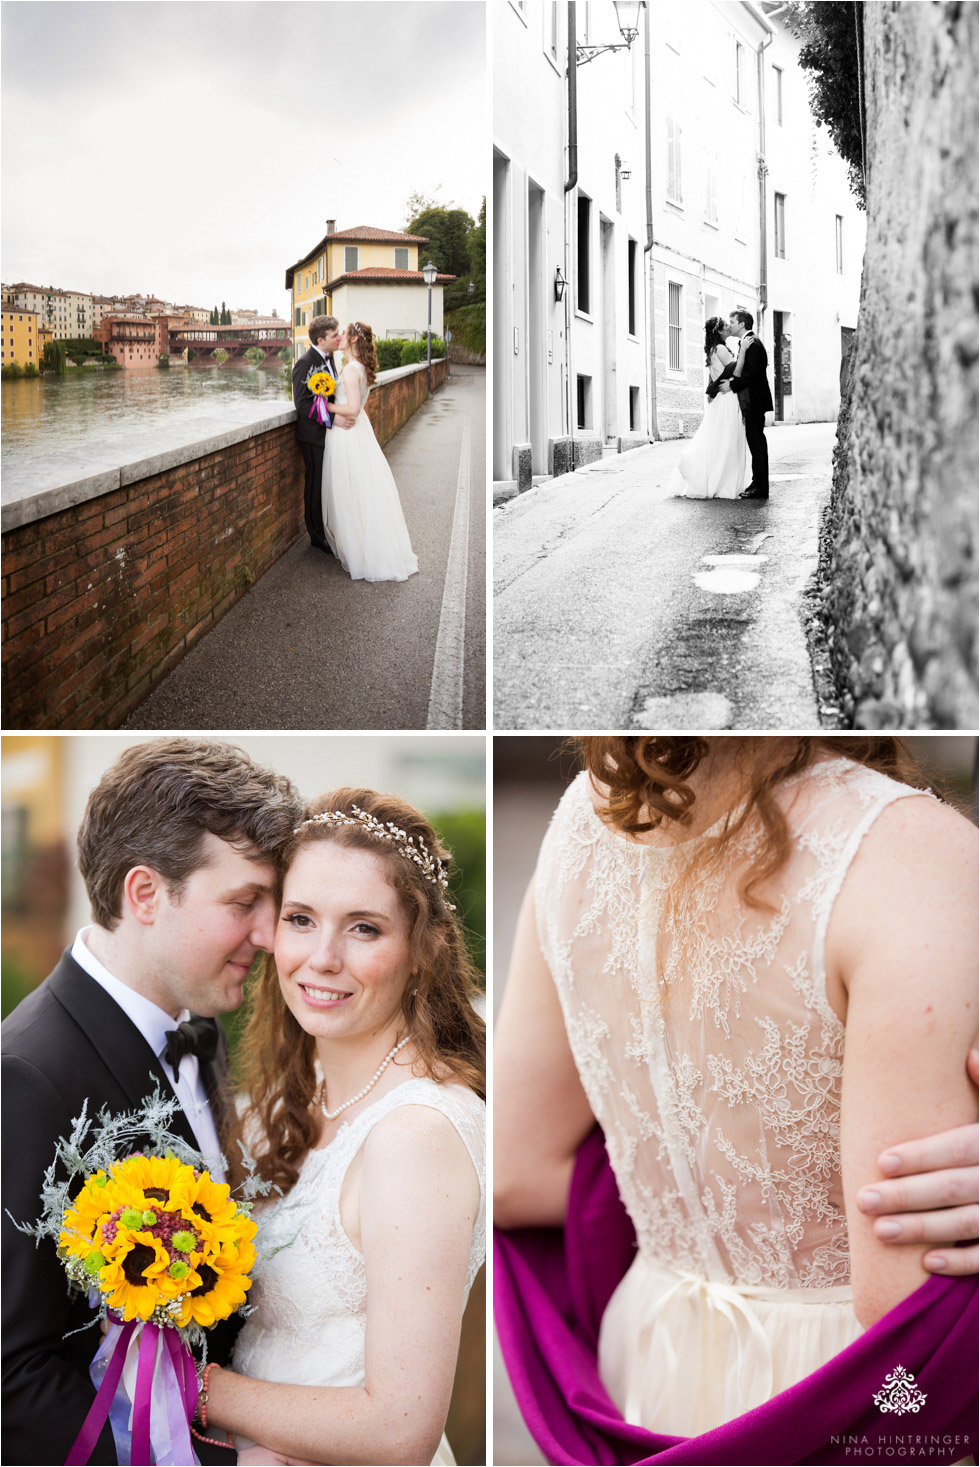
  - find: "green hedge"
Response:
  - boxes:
[445,301,485,356]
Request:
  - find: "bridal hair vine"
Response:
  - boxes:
[294,806,454,905]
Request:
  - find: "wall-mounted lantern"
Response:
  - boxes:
[554,267,568,303]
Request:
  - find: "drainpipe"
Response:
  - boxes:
[563,2,578,441]
[642,0,660,439]
[751,4,775,343]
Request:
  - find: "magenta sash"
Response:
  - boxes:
[494,1128,978,1465]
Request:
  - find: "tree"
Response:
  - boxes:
[467,197,486,293]
[786,1,866,208]
[210,306,219,325]
[405,201,474,279]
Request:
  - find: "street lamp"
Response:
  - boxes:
[576,0,643,65]
[554,267,568,303]
[422,258,438,394]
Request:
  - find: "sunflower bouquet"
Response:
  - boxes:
[14,1087,276,1466]
[304,363,336,424]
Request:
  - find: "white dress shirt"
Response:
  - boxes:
[71,929,225,1176]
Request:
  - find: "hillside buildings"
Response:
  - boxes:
[493,0,865,491]
[286,222,455,360]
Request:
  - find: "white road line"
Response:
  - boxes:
[426,418,471,729]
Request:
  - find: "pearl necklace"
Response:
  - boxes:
[318,1036,411,1121]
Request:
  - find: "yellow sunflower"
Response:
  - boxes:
[99,1230,184,1322]
[59,1171,120,1259]
[112,1152,188,1207]
[171,1245,254,1329]
[306,370,335,397]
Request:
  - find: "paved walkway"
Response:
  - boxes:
[126,367,486,730]
[494,422,835,731]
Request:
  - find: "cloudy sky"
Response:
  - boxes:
[1,1,485,317]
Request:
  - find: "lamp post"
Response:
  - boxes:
[422,258,438,394]
[576,0,642,65]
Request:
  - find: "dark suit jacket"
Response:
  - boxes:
[1,951,238,1465]
[292,345,337,445]
[734,334,774,416]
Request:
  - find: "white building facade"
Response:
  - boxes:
[493,0,652,488]
[493,0,866,488]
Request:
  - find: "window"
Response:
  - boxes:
[546,1,558,60]
[345,246,359,272]
[773,65,783,125]
[576,193,591,313]
[629,385,640,431]
[835,214,843,273]
[627,238,637,336]
[576,374,592,428]
[304,274,309,291]
[733,38,746,107]
[774,192,786,258]
[668,281,683,372]
[394,247,409,269]
[703,151,719,226]
[666,118,683,204]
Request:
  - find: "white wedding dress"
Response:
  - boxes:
[322,359,419,582]
[231,1077,486,1463]
[534,759,929,1438]
[667,345,752,499]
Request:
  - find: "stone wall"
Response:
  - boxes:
[2,359,446,728]
[818,2,978,728]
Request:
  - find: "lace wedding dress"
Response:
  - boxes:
[232,1077,486,1464]
[322,359,419,582]
[534,759,928,1438]
[667,345,752,499]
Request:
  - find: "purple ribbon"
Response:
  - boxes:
[308,396,330,424]
[67,1319,200,1465]
[66,1319,136,1464]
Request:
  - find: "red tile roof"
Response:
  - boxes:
[327,225,430,243]
[324,267,456,292]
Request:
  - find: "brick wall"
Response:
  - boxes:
[2,358,447,728]
[817,3,978,729]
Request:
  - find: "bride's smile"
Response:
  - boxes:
[274,842,413,1045]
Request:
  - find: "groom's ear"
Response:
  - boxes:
[123,865,166,925]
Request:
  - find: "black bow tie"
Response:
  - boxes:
[163,1016,218,1073]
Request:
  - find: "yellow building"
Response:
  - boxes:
[285,223,452,359]
[1,309,40,369]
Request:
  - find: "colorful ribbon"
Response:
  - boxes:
[67,1319,200,1465]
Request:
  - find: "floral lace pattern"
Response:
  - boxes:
[536,761,924,1290]
[232,1078,485,1389]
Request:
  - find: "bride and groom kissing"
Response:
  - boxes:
[2,739,485,1465]
[293,314,419,583]
[669,308,775,501]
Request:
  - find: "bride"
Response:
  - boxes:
[200,788,485,1464]
[322,323,419,583]
[495,737,977,1446]
[667,316,752,499]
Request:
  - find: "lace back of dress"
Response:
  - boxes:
[536,760,925,1290]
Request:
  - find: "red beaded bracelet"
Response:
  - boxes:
[191,1362,234,1450]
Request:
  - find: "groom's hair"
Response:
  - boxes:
[730,309,754,331]
[77,739,303,930]
[308,315,338,345]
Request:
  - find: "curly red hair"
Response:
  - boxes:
[577,737,928,910]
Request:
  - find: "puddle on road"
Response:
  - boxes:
[694,567,761,593]
[693,552,765,594]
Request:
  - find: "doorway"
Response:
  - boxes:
[772,309,792,421]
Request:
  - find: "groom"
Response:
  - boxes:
[729,308,774,500]
[1,739,301,1466]
[292,313,349,555]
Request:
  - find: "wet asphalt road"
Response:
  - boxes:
[493,422,836,731]
[125,366,486,731]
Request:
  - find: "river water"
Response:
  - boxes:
[1,362,291,505]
